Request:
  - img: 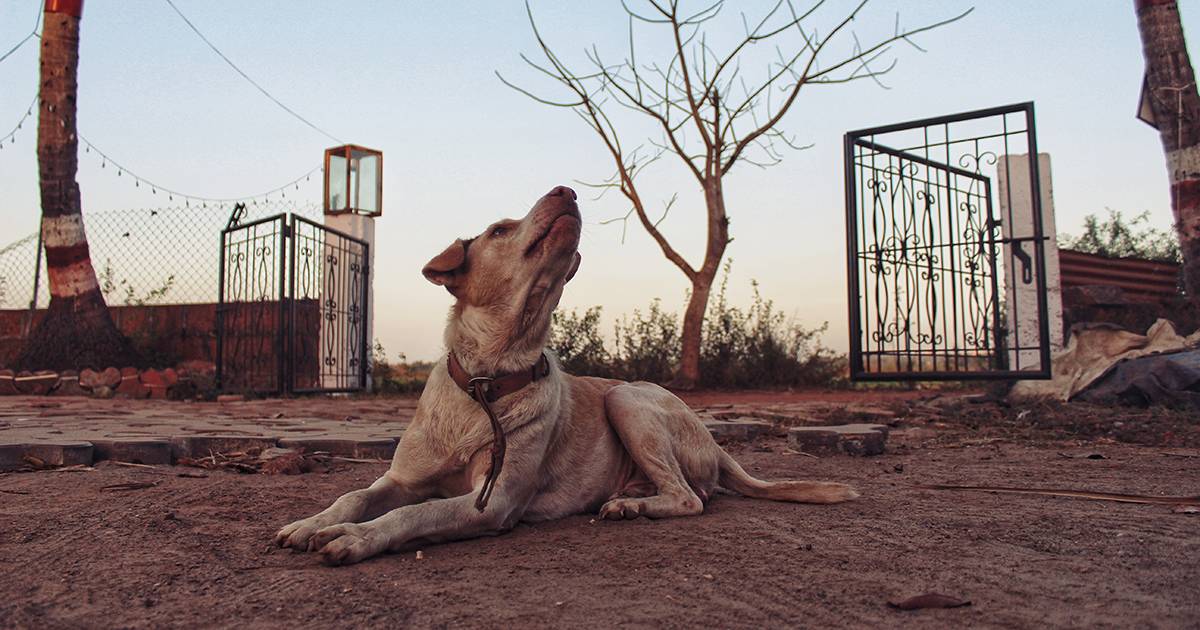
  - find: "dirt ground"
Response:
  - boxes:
[2,418,1198,629]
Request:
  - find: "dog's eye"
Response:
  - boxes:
[490,226,509,238]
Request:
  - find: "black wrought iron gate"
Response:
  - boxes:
[216,212,370,394]
[844,102,1051,381]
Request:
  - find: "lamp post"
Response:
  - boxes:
[323,144,382,389]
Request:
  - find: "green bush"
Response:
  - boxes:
[1060,209,1181,263]
[549,262,844,388]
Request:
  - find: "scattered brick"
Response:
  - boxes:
[14,371,59,396]
[0,370,16,396]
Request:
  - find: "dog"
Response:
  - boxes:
[274,185,857,565]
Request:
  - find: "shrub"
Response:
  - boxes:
[371,340,432,394]
[1060,209,1181,263]
[549,262,844,388]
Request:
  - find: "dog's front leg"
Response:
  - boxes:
[274,472,429,551]
[309,430,547,565]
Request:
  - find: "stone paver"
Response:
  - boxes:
[787,423,889,456]
[0,395,905,470]
[0,396,417,470]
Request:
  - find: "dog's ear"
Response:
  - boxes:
[422,239,467,292]
[565,252,581,283]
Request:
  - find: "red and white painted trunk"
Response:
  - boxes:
[1135,0,1200,306]
[14,0,135,370]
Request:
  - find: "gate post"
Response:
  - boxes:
[997,152,1064,372]
[323,213,375,389]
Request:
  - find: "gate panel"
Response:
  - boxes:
[844,103,1051,380]
[289,216,370,393]
[216,214,288,394]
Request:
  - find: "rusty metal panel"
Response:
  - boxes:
[1058,249,1181,301]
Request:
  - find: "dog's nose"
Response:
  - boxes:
[547,185,577,201]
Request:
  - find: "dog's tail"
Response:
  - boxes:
[717,451,858,504]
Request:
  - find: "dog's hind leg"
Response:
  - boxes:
[598,383,716,520]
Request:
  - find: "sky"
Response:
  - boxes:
[1,0,1197,362]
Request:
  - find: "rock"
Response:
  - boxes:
[788,424,888,456]
[52,373,88,397]
[78,366,121,391]
[115,369,150,399]
[14,371,59,396]
[140,369,170,399]
[92,385,115,399]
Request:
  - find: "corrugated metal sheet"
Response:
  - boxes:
[1058,248,1181,301]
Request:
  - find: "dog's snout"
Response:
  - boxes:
[547,185,577,201]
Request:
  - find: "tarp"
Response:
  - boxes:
[1074,349,1200,407]
[1009,319,1200,402]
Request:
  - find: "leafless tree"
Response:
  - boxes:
[1135,0,1200,308]
[501,0,970,388]
[16,0,136,370]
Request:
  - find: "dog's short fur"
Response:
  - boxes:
[275,185,857,565]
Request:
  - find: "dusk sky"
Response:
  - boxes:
[2,1,1197,362]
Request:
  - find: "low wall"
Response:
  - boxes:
[0,303,218,369]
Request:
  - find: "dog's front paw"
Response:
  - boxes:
[312,523,385,566]
[275,516,336,551]
[598,498,644,521]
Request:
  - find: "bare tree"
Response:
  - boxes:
[501,0,969,388]
[1135,0,1200,308]
[16,0,136,371]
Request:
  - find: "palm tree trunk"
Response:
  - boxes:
[1135,0,1200,307]
[14,0,136,371]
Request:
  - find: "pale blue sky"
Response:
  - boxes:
[1,1,1196,361]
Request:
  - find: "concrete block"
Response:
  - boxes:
[0,440,94,471]
[704,417,775,441]
[278,437,396,459]
[170,435,280,459]
[90,438,174,465]
[787,424,888,456]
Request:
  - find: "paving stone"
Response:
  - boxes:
[278,437,397,459]
[0,440,94,471]
[787,423,888,456]
[704,417,775,441]
[170,435,281,459]
[90,438,174,465]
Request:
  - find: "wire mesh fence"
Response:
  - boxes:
[0,200,322,310]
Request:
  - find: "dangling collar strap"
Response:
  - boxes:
[445,352,550,510]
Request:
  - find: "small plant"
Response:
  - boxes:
[1060,209,1182,263]
[99,258,176,306]
[371,340,432,394]
[549,262,844,388]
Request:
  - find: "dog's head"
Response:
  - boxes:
[423,186,582,368]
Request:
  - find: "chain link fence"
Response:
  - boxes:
[0,200,321,310]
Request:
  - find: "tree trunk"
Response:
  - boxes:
[14,0,136,371]
[670,178,730,390]
[1135,0,1200,307]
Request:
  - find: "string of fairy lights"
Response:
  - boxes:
[0,95,323,208]
[0,0,341,209]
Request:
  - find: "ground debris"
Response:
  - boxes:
[888,592,971,610]
[176,447,332,475]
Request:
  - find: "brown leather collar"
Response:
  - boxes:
[447,352,550,403]
[446,352,551,512]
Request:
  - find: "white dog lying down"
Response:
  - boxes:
[275,185,857,565]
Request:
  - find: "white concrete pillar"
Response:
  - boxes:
[996,153,1063,374]
[321,213,376,389]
